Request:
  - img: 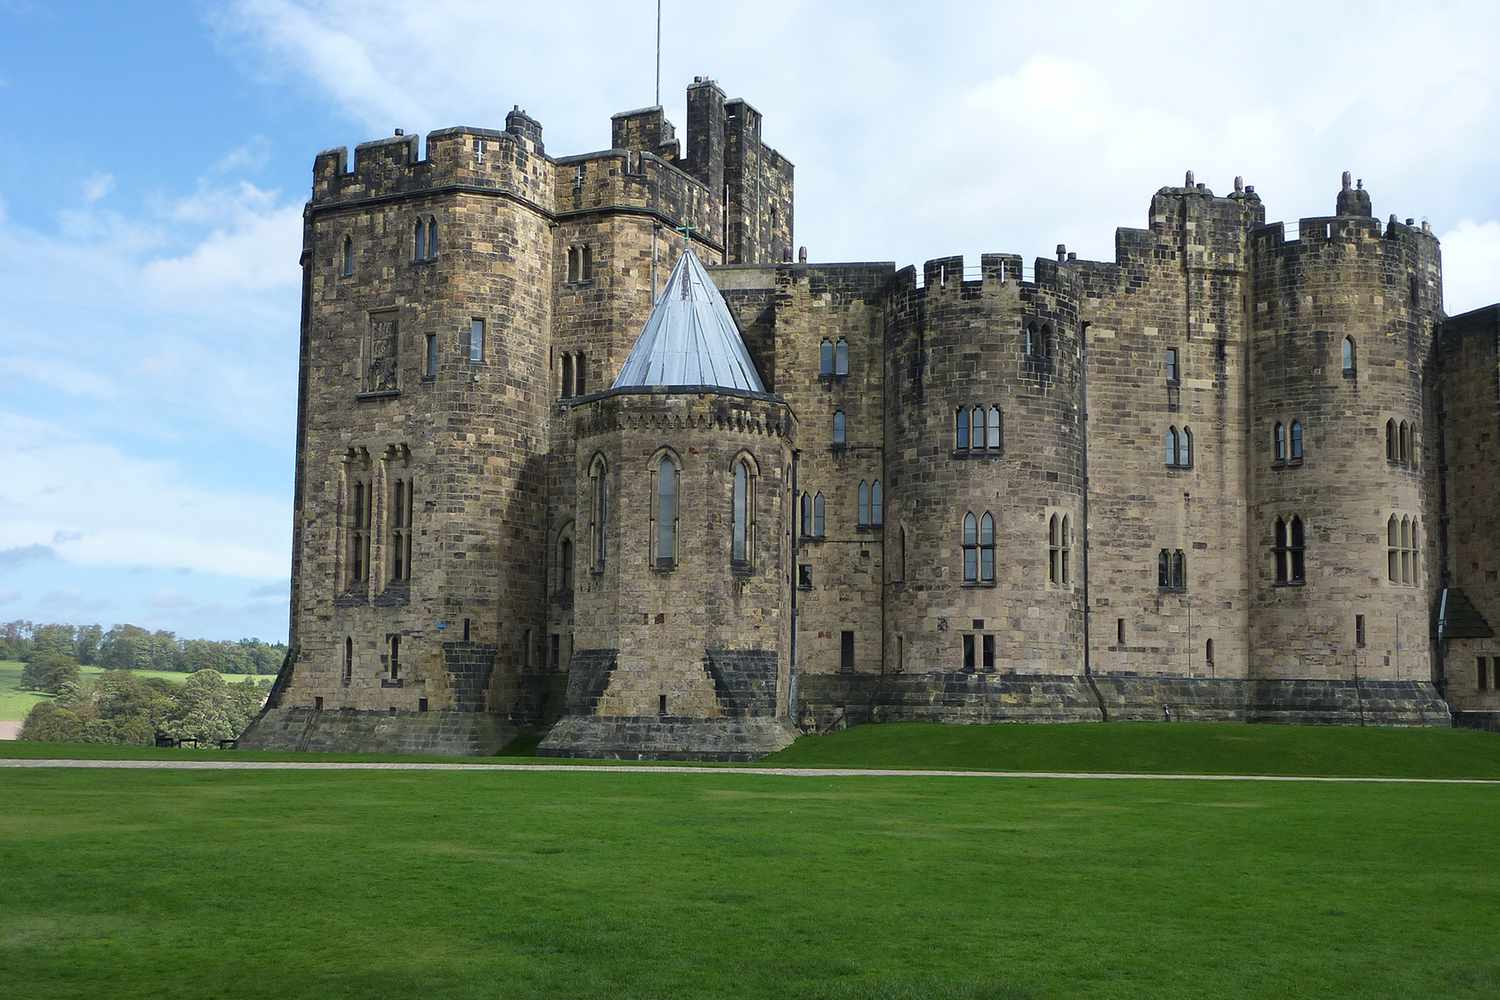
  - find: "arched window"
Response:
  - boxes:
[1412,520,1421,584]
[1205,638,1214,668]
[858,481,870,527]
[560,535,574,594]
[343,637,353,685]
[574,353,586,395]
[1274,517,1288,584]
[1387,515,1400,583]
[979,513,996,583]
[1386,419,1397,462]
[732,460,752,567]
[1180,426,1193,468]
[871,480,883,527]
[389,476,412,583]
[832,410,846,445]
[819,339,834,376]
[1048,514,1062,585]
[1173,549,1187,590]
[1400,516,1412,584]
[653,454,679,568]
[1024,322,1037,357]
[1274,422,1286,462]
[414,219,426,261]
[426,217,438,259]
[1288,515,1305,583]
[349,476,371,589]
[800,492,812,538]
[1399,421,1411,466]
[962,512,978,583]
[1342,336,1356,376]
[1290,420,1303,461]
[562,354,574,397]
[1158,549,1171,588]
[970,406,984,450]
[1060,515,1071,585]
[589,455,609,571]
[813,492,826,537]
[1165,427,1179,466]
[987,406,1001,451]
[955,407,969,450]
[341,235,354,277]
[835,338,850,376]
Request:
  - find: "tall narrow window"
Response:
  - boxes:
[1274,517,1289,584]
[732,460,751,567]
[801,492,812,538]
[820,339,834,376]
[840,631,855,673]
[1061,516,1071,585]
[654,455,679,568]
[390,477,407,583]
[970,406,984,450]
[1386,419,1398,462]
[1179,427,1193,468]
[1158,549,1171,589]
[1290,420,1303,460]
[1289,516,1305,583]
[341,235,354,277]
[987,406,1001,451]
[898,525,907,581]
[813,492,826,537]
[1480,658,1490,691]
[835,338,850,376]
[832,410,846,446]
[562,354,574,397]
[581,246,593,281]
[343,637,353,685]
[1342,336,1356,376]
[414,220,426,262]
[389,634,400,680]
[1400,516,1412,584]
[1274,422,1286,462]
[1165,427,1180,466]
[1024,322,1038,357]
[1356,615,1366,648]
[858,481,870,527]
[350,479,371,589]
[567,246,579,282]
[425,333,438,378]
[1049,514,1062,585]
[1205,638,1214,668]
[871,480,882,527]
[1172,549,1187,591]
[982,634,996,671]
[962,512,978,583]
[426,217,438,259]
[1412,521,1421,584]
[469,319,485,364]
[1399,422,1411,466]
[979,512,996,584]
[560,535,574,594]
[590,456,608,571]
[1165,348,1180,384]
[955,407,969,450]
[575,353,586,395]
[1387,515,1400,583]
[963,633,976,672]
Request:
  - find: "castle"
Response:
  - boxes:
[241,78,1500,758]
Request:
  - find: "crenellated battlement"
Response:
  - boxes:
[888,252,1073,318]
[311,124,550,208]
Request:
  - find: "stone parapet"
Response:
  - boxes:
[796,672,1103,731]
[240,707,517,755]
[536,715,796,761]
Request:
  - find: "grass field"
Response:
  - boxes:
[1,764,1496,1000]
[0,660,277,723]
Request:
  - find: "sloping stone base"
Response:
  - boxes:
[796,673,1104,732]
[537,715,797,761]
[1453,711,1500,733]
[796,672,1451,729]
[239,707,517,756]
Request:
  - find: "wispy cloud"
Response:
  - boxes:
[81,171,115,203]
[213,134,273,173]
[0,544,56,573]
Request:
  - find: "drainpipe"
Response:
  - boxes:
[1079,318,1106,721]
[789,447,801,724]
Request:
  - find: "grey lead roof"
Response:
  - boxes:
[611,249,767,393]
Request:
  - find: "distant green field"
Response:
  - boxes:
[1,764,1497,999]
[0,660,276,724]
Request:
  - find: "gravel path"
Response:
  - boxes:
[1,758,1496,784]
[0,722,21,741]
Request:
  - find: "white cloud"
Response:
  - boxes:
[0,357,118,399]
[1438,220,1500,316]
[81,172,115,203]
[213,135,272,174]
[0,412,290,580]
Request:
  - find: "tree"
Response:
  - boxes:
[20,652,81,694]
[28,624,76,661]
[20,702,84,742]
[75,624,103,665]
[166,670,238,745]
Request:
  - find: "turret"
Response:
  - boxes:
[1336,170,1373,217]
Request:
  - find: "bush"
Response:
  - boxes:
[20,702,85,742]
[20,652,81,693]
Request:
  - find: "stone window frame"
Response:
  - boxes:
[648,447,682,571]
[1341,335,1357,378]
[468,318,486,366]
[832,409,847,448]
[559,351,587,398]
[1022,318,1055,374]
[962,511,996,586]
[342,637,353,687]
[588,453,610,574]
[339,234,355,278]
[1164,425,1193,470]
[566,244,594,284]
[423,332,438,382]
[834,337,850,377]
[341,447,373,595]
[1048,512,1072,588]
[730,452,758,572]
[818,338,836,379]
[1386,513,1421,587]
[413,215,438,264]
[953,404,1003,457]
[1385,418,1419,469]
[1165,346,1180,386]
[387,463,413,586]
[1273,515,1306,586]
[856,479,883,530]
[813,491,826,538]
[555,520,576,598]
[1157,547,1187,592]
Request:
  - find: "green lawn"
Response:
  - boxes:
[1,766,1496,999]
[0,660,277,723]
[766,720,1500,779]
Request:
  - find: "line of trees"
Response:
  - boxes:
[1,621,286,676]
[21,669,271,747]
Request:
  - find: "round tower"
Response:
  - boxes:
[882,255,1088,702]
[1246,175,1443,690]
[539,251,797,759]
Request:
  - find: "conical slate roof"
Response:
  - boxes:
[612,249,766,393]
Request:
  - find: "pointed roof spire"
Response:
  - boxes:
[612,249,766,393]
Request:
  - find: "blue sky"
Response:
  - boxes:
[2,1,1499,643]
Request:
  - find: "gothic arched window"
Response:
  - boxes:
[341,235,354,277]
[833,410,846,446]
[1386,419,1397,462]
[979,513,996,583]
[858,481,870,527]
[426,216,438,259]
[1342,336,1356,376]
[955,407,969,450]
[414,219,426,262]
[589,455,609,571]
[813,492,826,537]
[962,512,978,583]
[987,406,1002,451]
[1165,427,1180,466]
[835,338,850,376]
[1274,422,1286,462]
[1290,420,1303,461]
[970,406,984,450]
[819,339,834,376]
[732,459,753,567]
[653,454,680,568]
[871,480,883,527]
